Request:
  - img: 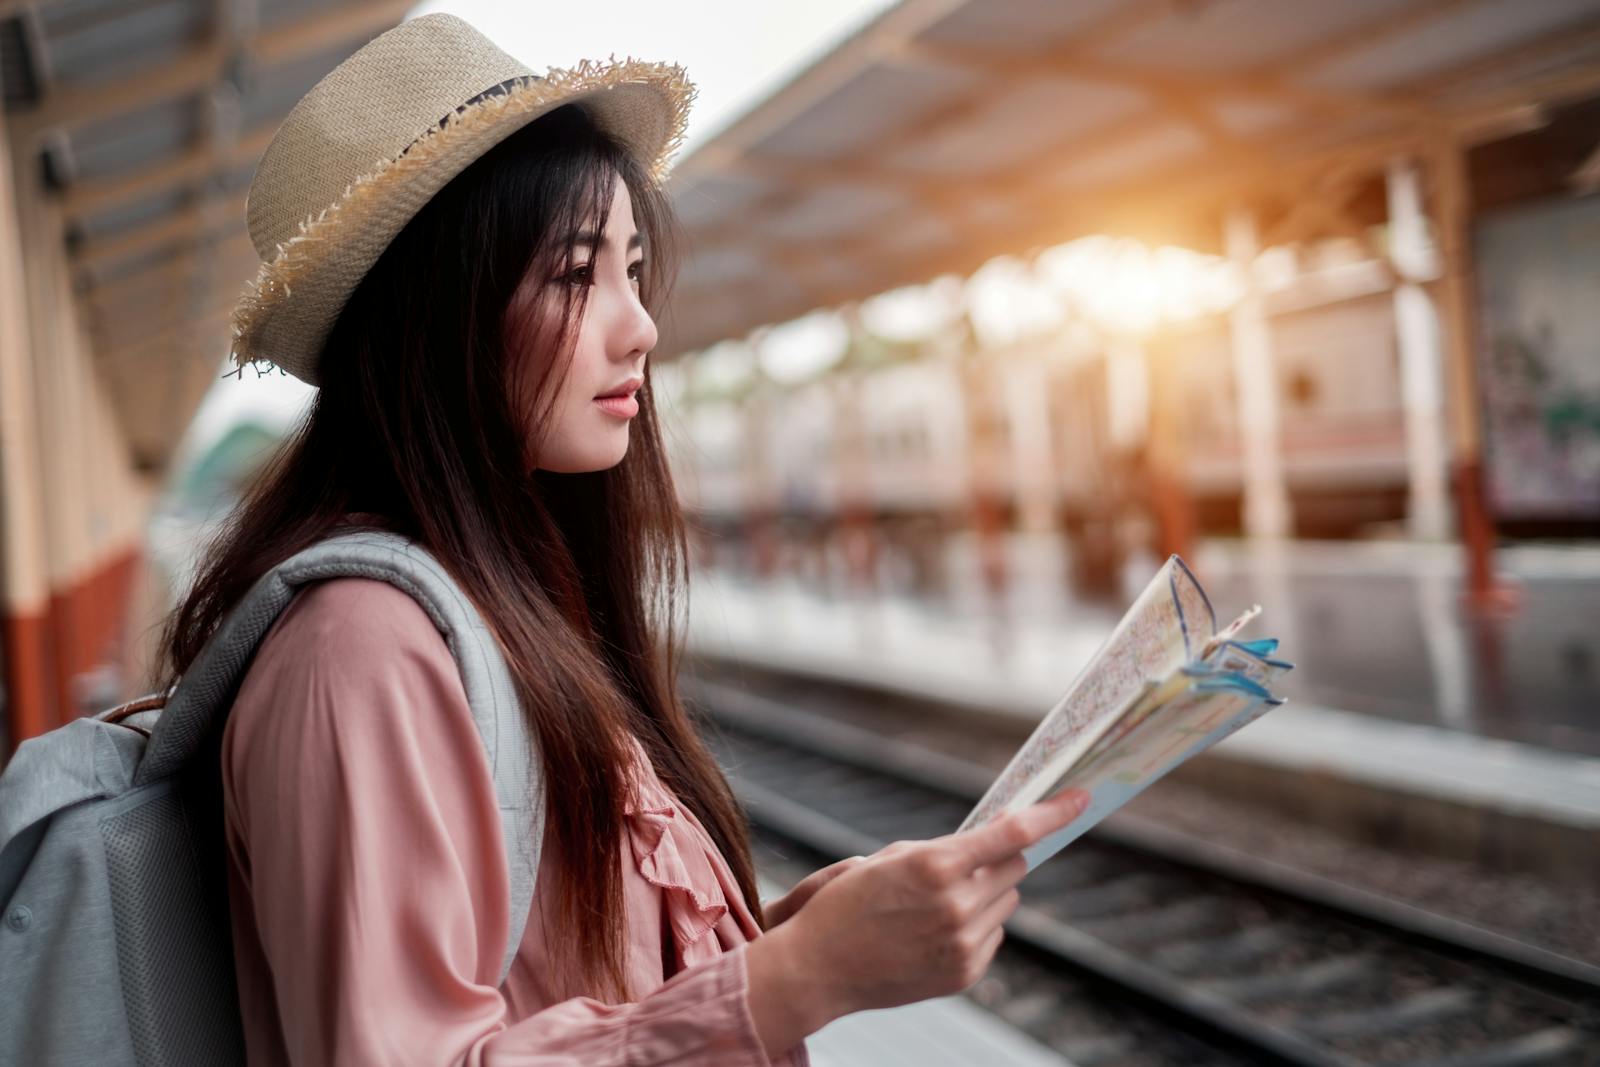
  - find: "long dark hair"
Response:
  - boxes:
[157,104,761,1000]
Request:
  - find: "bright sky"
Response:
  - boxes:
[175,0,898,475]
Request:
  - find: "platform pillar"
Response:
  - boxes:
[0,117,57,753]
[1429,135,1505,609]
[1224,207,1293,541]
[1003,355,1057,537]
[1145,344,1195,561]
[1386,157,1452,543]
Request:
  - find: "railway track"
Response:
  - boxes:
[684,675,1600,1067]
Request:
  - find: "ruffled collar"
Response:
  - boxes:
[621,739,732,954]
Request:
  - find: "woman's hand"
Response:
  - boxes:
[762,856,865,929]
[745,787,1090,1056]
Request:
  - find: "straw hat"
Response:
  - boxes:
[229,13,694,387]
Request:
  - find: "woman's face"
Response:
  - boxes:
[514,174,657,473]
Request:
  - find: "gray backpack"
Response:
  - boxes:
[0,529,544,1066]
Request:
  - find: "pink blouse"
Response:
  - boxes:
[221,574,809,1066]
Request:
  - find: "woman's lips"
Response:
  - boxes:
[594,392,639,418]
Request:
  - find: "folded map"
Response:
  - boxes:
[958,555,1292,869]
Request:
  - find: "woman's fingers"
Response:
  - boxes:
[967,850,1028,903]
[953,894,1017,991]
[960,926,1007,990]
[980,926,1006,964]
[801,856,864,895]
[969,882,1021,934]
[767,856,866,927]
[797,856,864,903]
[956,788,1090,871]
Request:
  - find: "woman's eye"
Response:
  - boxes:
[553,258,645,288]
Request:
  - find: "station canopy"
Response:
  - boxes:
[2,0,416,469]
[656,0,1600,358]
[2,0,1599,469]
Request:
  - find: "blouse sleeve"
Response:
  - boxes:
[222,577,777,1067]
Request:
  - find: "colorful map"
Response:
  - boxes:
[959,555,1290,870]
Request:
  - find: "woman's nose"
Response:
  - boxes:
[615,287,657,360]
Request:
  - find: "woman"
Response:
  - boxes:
[157,14,1088,1065]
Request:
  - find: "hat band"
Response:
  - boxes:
[397,74,544,160]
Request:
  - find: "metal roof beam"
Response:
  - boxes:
[251,0,411,67]
[682,0,1600,272]
[71,189,247,271]
[92,292,236,353]
[681,54,1183,257]
[676,58,1577,338]
[98,308,229,368]
[901,41,1432,127]
[14,37,226,142]
[78,229,254,303]
[12,0,412,143]
[665,122,1436,356]
[679,22,1600,323]
[670,0,979,185]
[1398,14,1600,104]
[686,98,1209,253]
[1254,0,1477,78]
[27,0,174,40]
[82,231,255,295]
[59,119,273,221]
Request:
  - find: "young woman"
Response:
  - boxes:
[157,15,1088,1065]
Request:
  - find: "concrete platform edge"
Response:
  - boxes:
[688,629,1600,886]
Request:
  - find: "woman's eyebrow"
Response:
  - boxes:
[570,231,644,250]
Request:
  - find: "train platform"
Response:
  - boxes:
[684,539,1600,886]
[805,997,1073,1067]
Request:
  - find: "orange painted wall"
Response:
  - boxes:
[4,543,145,756]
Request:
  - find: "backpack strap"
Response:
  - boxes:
[136,529,543,985]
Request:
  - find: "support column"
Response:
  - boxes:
[833,307,877,594]
[18,163,89,727]
[1145,343,1195,561]
[1224,207,1293,540]
[958,349,1008,612]
[1104,336,1149,456]
[0,122,54,751]
[742,383,780,580]
[1429,136,1505,607]
[1386,158,1452,542]
[1003,355,1057,536]
[1105,334,1160,567]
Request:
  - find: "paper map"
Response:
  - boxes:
[958,555,1291,870]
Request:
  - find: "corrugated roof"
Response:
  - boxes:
[1,0,413,471]
[3,0,1598,470]
[657,0,1600,358]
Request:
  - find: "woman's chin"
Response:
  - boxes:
[536,436,629,474]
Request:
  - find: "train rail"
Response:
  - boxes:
[684,675,1600,1067]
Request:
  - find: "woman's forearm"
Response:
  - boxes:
[743,924,842,1058]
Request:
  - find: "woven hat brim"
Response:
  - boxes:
[229,57,694,386]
